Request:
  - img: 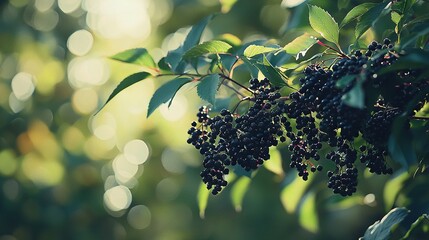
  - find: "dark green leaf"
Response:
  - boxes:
[147,77,191,117]
[197,74,221,106]
[388,117,417,168]
[243,45,279,58]
[308,5,339,45]
[340,3,377,28]
[362,207,409,240]
[284,33,318,59]
[342,81,365,109]
[402,23,429,49]
[98,72,151,114]
[336,74,357,88]
[379,49,429,74]
[183,40,232,60]
[401,214,429,240]
[355,2,390,39]
[230,177,251,212]
[242,56,288,87]
[338,0,349,10]
[233,165,253,178]
[157,57,171,72]
[110,48,156,69]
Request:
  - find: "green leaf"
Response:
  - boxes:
[147,77,191,117]
[110,48,156,69]
[355,2,390,39]
[280,174,312,213]
[388,126,417,168]
[341,81,365,109]
[402,24,429,49]
[401,214,429,240]
[336,74,357,88]
[283,33,318,59]
[242,56,288,87]
[243,45,279,58]
[308,5,339,45]
[98,72,151,114]
[165,15,216,72]
[383,171,408,211]
[197,182,210,219]
[183,40,232,60]
[264,148,284,177]
[230,177,251,212]
[197,74,221,106]
[340,3,377,28]
[219,0,237,13]
[338,0,349,10]
[299,192,319,233]
[362,207,410,240]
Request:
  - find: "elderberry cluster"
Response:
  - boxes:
[188,38,428,197]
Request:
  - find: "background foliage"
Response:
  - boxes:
[0,0,428,240]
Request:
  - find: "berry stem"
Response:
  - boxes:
[317,40,349,59]
[219,74,254,94]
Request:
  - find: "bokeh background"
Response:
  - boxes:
[1,0,427,239]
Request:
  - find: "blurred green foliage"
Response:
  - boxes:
[0,0,428,240]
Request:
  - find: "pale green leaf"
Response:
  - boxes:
[147,77,191,117]
[219,0,237,13]
[197,182,210,219]
[342,81,365,109]
[243,45,279,58]
[264,148,284,176]
[299,192,319,233]
[383,171,408,211]
[183,40,232,60]
[110,48,156,69]
[308,5,339,45]
[283,33,318,59]
[230,177,251,212]
[280,175,312,213]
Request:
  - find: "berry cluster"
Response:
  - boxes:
[188,38,428,196]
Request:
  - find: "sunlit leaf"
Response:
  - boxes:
[264,148,284,177]
[197,74,221,106]
[183,40,232,60]
[219,0,237,13]
[147,77,191,117]
[243,45,279,58]
[281,0,307,8]
[165,15,216,72]
[361,207,409,240]
[355,2,390,39]
[340,3,377,28]
[110,48,157,69]
[299,191,319,233]
[230,177,251,212]
[197,182,210,219]
[283,33,318,59]
[216,33,242,47]
[383,171,408,211]
[280,174,312,213]
[308,5,339,45]
[98,72,152,114]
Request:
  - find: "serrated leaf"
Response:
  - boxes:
[197,182,210,219]
[264,148,284,176]
[197,74,221,106]
[219,0,237,13]
[165,15,216,72]
[283,33,318,59]
[308,5,339,45]
[183,40,232,60]
[280,174,312,213]
[242,56,288,87]
[147,77,191,117]
[355,2,390,39]
[362,207,409,240]
[340,3,377,28]
[98,72,151,114]
[110,48,157,69]
[383,171,408,211]
[243,45,279,58]
[299,192,319,233]
[230,177,251,212]
[342,81,365,109]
